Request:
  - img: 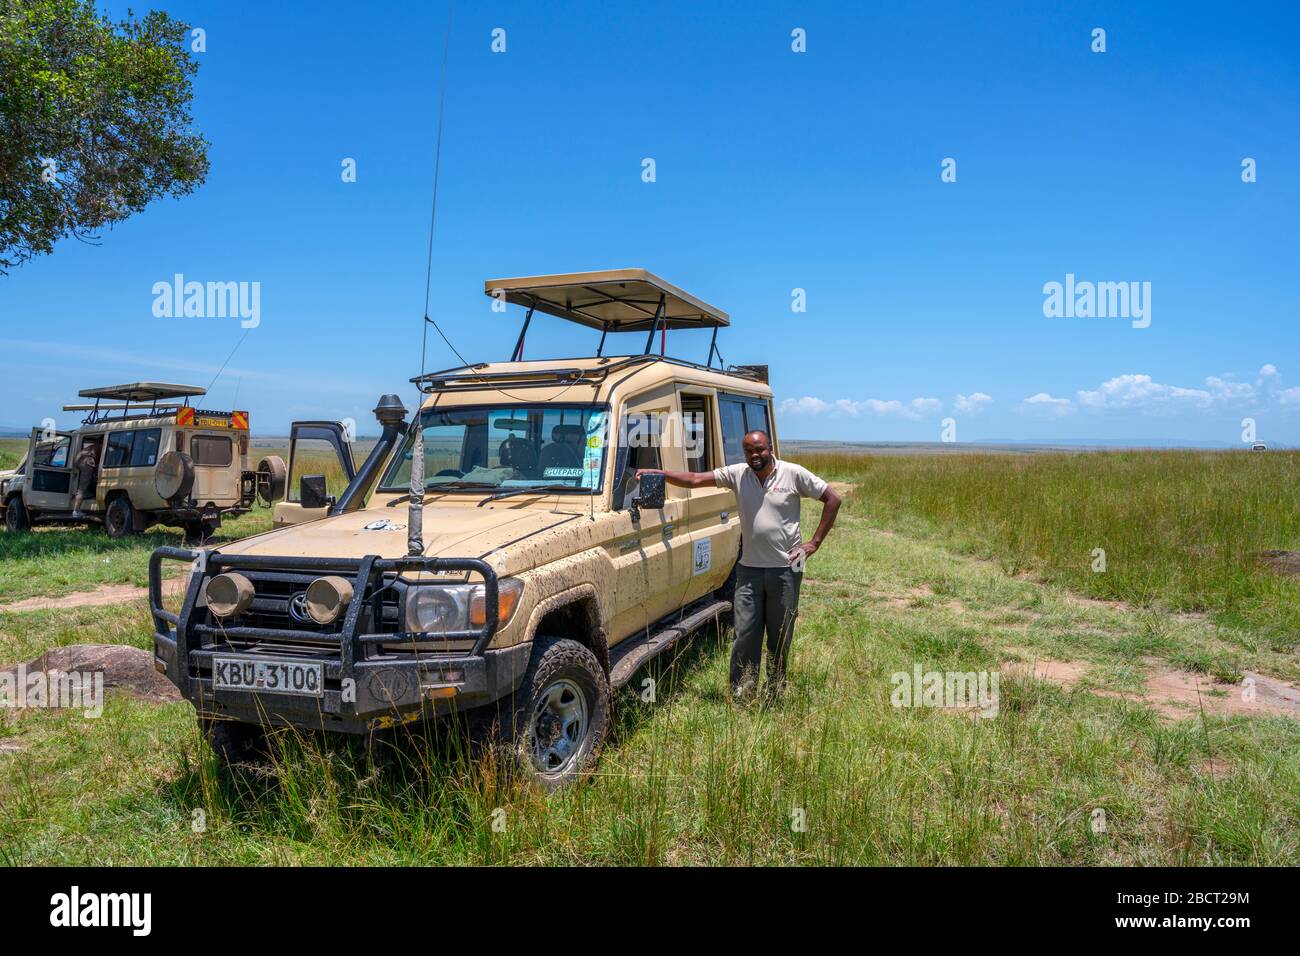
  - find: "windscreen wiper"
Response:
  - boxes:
[476,485,594,507]
[387,481,499,505]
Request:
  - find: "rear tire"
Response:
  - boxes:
[4,497,29,533]
[202,718,269,768]
[499,636,610,791]
[104,497,136,539]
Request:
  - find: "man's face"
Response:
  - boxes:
[742,435,772,473]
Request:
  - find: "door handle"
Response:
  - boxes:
[662,523,674,540]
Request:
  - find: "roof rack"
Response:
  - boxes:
[68,382,206,425]
[483,269,732,366]
[411,354,766,394]
[77,382,207,402]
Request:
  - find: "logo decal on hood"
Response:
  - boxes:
[362,519,407,532]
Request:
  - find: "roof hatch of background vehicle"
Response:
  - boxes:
[75,382,208,403]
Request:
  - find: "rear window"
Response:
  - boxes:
[191,435,233,467]
[129,429,161,468]
[103,431,136,468]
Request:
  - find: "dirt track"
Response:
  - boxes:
[0,578,185,612]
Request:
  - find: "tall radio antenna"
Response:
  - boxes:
[409,0,454,558]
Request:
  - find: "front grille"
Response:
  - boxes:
[201,570,401,637]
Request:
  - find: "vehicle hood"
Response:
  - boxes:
[216,502,585,562]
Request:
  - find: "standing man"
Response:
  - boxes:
[69,440,100,519]
[639,430,841,700]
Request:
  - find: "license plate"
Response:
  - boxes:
[213,658,323,697]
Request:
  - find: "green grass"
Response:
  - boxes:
[0,512,273,603]
[798,449,1300,648]
[1,449,1297,865]
[0,438,24,471]
[0,442,353,603]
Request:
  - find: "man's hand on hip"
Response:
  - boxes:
[788,540,818,571]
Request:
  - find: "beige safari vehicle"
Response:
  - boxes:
[151,270,778,787]
[2,383,281,542]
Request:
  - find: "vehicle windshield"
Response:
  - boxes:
[379,403,608,493]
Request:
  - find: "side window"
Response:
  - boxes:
[719,394,773,464]
[744,399,771,442]
[129,429,161,468]
[719,397,747,465]
[614,408,662,511]
[103,431,136,469]
[191,435,233,467]
[680,394,711,473]
[34,435,71,468]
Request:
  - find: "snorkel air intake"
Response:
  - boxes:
[329,394,408,517]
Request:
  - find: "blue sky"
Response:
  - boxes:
[1,0,1297,444]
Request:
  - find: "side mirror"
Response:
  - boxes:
[300,474,331,510]
[630,472,665,521]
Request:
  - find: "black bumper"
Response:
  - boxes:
[149,547,530,734]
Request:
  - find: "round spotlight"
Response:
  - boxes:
[305,575,353,625]
[206,573,254,619]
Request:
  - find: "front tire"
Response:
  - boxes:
[501,636,610,790]
[4,498,29,533]
[104,497,136,539]
[201,718,269,768]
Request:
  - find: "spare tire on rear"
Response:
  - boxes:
[256,455,287,506]
[155,451,195,503]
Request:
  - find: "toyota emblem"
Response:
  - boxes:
[288,592,311,624]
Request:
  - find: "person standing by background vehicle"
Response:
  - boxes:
[639,430,841,700]
[70,440,100,518]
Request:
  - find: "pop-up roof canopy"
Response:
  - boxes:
[77,383,207,403]
[483,268,730,333]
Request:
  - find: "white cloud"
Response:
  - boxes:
[954,392,993,414]
[780,395,944,420]
[779,396,831,415]
[1071,367,1298,414]
[1075,374,1214,410]
[837,397,943,419]
[1019,392,1074,417]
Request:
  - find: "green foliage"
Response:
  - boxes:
[0,0,208,271]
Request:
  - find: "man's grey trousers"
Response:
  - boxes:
[731,564,803,697]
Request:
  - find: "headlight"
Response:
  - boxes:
[406,586,467,634]
[404,577,524,634]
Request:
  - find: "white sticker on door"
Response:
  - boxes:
[693,538,712,576]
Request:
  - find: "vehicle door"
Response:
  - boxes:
[606,385,691,643]
[25,427,74,512]
[677,387,740,602]
[111,427,165,510]
[273,421,358,527]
